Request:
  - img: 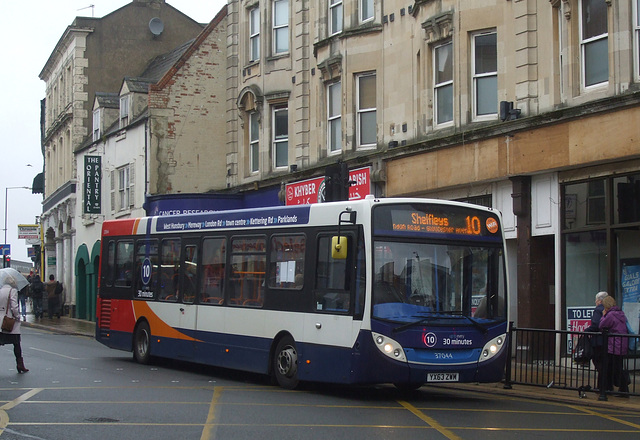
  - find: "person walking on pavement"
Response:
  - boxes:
[30,274,44,319]
[599,296,629,395]
[586,291,608,390]
[0,275,29,373]
[45,274,62,319]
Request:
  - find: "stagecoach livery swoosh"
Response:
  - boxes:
[132,301,201,342]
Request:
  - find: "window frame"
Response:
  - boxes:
[433,40,454,126]
[93,109,101,141]
[579,0,609,89]
[360,0,374,24]
[119,95,130,128]
[327,81,342,154]
[272,106,289,170]
[272,0,289,55]
[249,6,261,62]
[634,0,640,81]
[471,31,498,121]
[356,72,377,149]
[117,166,130,211]
[329,0,343,36]
[249,111,260,174]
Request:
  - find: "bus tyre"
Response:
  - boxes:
[133,322,151,364]
[273,336,299,389]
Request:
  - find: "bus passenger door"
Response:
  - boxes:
[177,239,199,359]
[306,232,359,349]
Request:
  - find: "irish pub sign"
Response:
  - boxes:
[84,155,101,214]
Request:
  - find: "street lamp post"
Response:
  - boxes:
[3,186,32,265]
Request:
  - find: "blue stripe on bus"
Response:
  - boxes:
[154,205,312,233]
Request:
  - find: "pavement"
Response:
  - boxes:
[21,313,640,412]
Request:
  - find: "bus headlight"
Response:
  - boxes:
[479,334,506,363]
[372,332,407,362]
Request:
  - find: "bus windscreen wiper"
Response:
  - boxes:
[392,311,488,334]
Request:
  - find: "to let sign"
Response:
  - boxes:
[84,155,101,214]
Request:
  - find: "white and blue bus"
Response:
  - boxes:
[96,196,509,389]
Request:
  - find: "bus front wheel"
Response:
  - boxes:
[273,336,299,389]
[133,321,151,364]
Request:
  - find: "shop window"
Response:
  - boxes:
[563,179,606,229]
[564,230,607,307]
[614,174,640,224]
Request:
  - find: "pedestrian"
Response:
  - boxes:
[599,296,629,395]
[0,275,29,373]
[586,291,608,389]
[30,274,44,319]
[45,274,62,319]
[18,284,28,321]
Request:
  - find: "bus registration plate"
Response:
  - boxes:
[427,373,459,382]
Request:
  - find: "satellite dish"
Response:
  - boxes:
[149,17,164,36]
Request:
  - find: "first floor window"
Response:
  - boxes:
[360,0,373,23]
[356,73,377,148]
[329,0,343,35]
[273,0,289,54]
[472,32,498,118]
[272,107,288,169]
[250,112,260,173]
[250,7,260,62]
[118,166,130,210]
[434,41,453,125]
[581,0,608,87]
[328,82,342,153]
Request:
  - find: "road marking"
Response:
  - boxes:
[398,400,463,440]
[0,388,44,434]
[29,347,82,360]
[568,404,640,430]
[201,387,223,440]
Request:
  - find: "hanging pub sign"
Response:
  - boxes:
[84,155,101,214]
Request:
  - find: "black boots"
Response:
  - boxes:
[17,357,29,373]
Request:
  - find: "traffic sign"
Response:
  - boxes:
[0,244,10,256]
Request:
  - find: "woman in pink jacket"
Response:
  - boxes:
[0,275,29,373]
[599,296,628,394]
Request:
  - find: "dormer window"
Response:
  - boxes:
[93,108,101,141]
[119,95,130,128]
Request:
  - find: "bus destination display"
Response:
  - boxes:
[374,204,501,239]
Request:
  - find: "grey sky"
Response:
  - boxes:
[0,1,225,262]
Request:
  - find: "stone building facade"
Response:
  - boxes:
[39,0,205,315]
[222,0,640,330]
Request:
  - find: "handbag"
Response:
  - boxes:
[573,334,592,365]
[2,294,16,333]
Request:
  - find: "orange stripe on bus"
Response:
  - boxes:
[132,301,200,342]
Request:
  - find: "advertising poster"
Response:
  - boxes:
[621,260,640,334]
[566,306,593,354]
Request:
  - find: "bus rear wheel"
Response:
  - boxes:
[273,336,299,389]
[133,321,151,364]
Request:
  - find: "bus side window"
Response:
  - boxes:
[200,238,226,305]
[229,237,265,307]
[114,241,134,288]
[182,244,198,304]
[105,241,116,287]
[315,235,351,313]
[135,240,158,298]
[159,238,180,302]
[268,234,305,289]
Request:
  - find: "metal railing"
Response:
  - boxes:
[504,323,639,400]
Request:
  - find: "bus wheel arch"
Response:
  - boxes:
[270,333,299,389]
[133,320,152,364]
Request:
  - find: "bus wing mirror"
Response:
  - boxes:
[331,236,348,260]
